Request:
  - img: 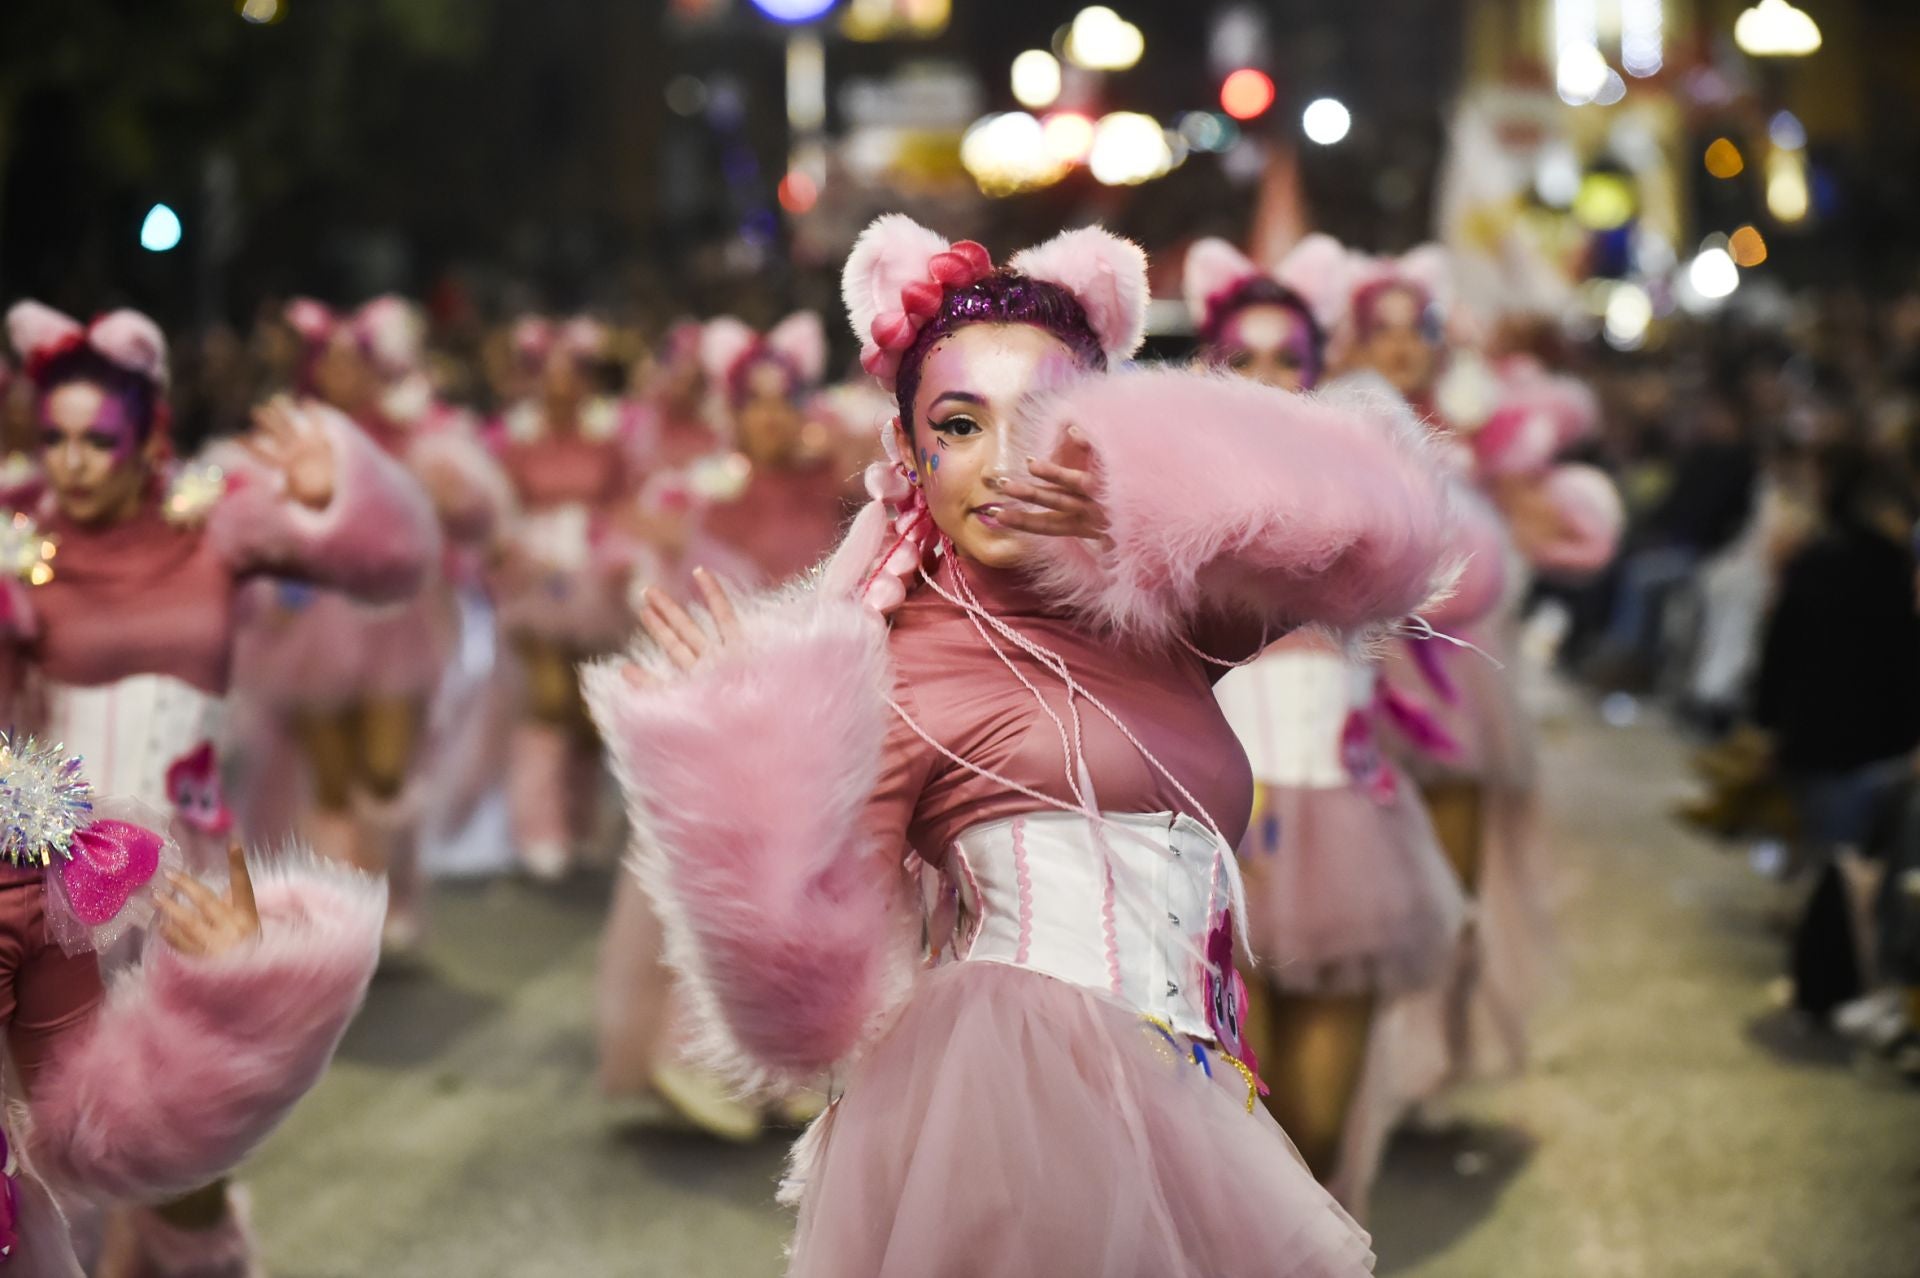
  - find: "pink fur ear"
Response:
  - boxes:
[699,316,758,384]
[351,295,422,377]
[1274,233,1354,332]
[511,316,553,362]
[840,214,951,348]
[1396,244,1456,315]
[766,310,827,385]
[87,310,170,386]
[284,298,336,345]
[557,316,609,361]
[1181,238,1259,329]
[1008,226,1149,364]
[6,300,83,366]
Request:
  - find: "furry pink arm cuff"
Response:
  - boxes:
[407,426,517,547]
[209,404,441,603]
[24,857,384,1203]
[1012,367,1457,649]
[582,594,918,1091]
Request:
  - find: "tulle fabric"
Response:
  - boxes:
[1241,778,1466,997]
[232,582,455,710]
[786,961,1375,1278]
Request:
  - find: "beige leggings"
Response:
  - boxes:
[1242,971,1376,1181]
[295,697,425,810]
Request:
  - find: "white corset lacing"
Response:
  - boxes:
[947,810,1235,1046]
[39,674,223,812]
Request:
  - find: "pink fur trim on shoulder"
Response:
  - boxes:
[1422,484,1509,628]
[1012,367,1453,649]
[406,419,515,545]
[26,856,384,1202]
[209,402,440,600]
[1007,226,1149,364]
[1181,238,1259,328]
[582,594,916,1090]
[1530,463,1622,577]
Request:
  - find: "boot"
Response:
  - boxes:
[509,722,573,882]
[356,788,426,958]
[103,1183,263,1278]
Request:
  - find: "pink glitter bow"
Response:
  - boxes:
[858,240,993,390]
[57,818,165,927]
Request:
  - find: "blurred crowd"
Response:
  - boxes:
[1542,283,1920,1080]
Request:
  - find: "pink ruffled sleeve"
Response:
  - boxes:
[24,858,384,1203]
[208,404,440,603]
[582,594,921,1091]
[1013,367,1456,653]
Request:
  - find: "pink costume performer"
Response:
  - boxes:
[232,296,511,950]
[1182,237,1494,1207]
[679,312,861,588]
[486,315,650,881]
[0,303,416,1274]
[0,741,382,1278]
[591,314,860,1136]
[585,215,1464,1276]
[1373,337,1621,1100]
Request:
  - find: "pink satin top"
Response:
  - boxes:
[701,461,857,587]
[869,555,1263,864]
[496,432,641,514]
[30,504,240,694]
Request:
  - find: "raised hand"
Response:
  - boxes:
[623,567,740,687]
[992,424,1111,544]
[245,395,337,509]
[155,841,262,958]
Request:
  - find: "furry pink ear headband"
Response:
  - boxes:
[841,213,1148,390]
[7,301,169,388]
[1181,233,1352,340]
[701,311,827,402]
[350,296,424,379]
[514,315,610,366]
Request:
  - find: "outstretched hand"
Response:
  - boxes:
[155,841,262,958]
[245,395,337,509]
[621,567,739,689]
[992,425,1111,544]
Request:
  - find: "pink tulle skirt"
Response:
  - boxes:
[1241,777,1467,997]
[232,579,455,711]
[786,962,1375,1278]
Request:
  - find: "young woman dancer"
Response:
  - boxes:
[0,301,428,1274]
[585,215,1465,1276]
[1184,236,1496,1208]
[590,312,860,1138]
[488,315,650,880]
[234,296,510,949]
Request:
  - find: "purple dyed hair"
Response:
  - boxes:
[1198,277,1327,384]
[33,346,166,442]
[895,270,1107,430]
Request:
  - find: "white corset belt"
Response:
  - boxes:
[947,811,1232,1044]
[1214,647,1375,788]
[40,675,224,812]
